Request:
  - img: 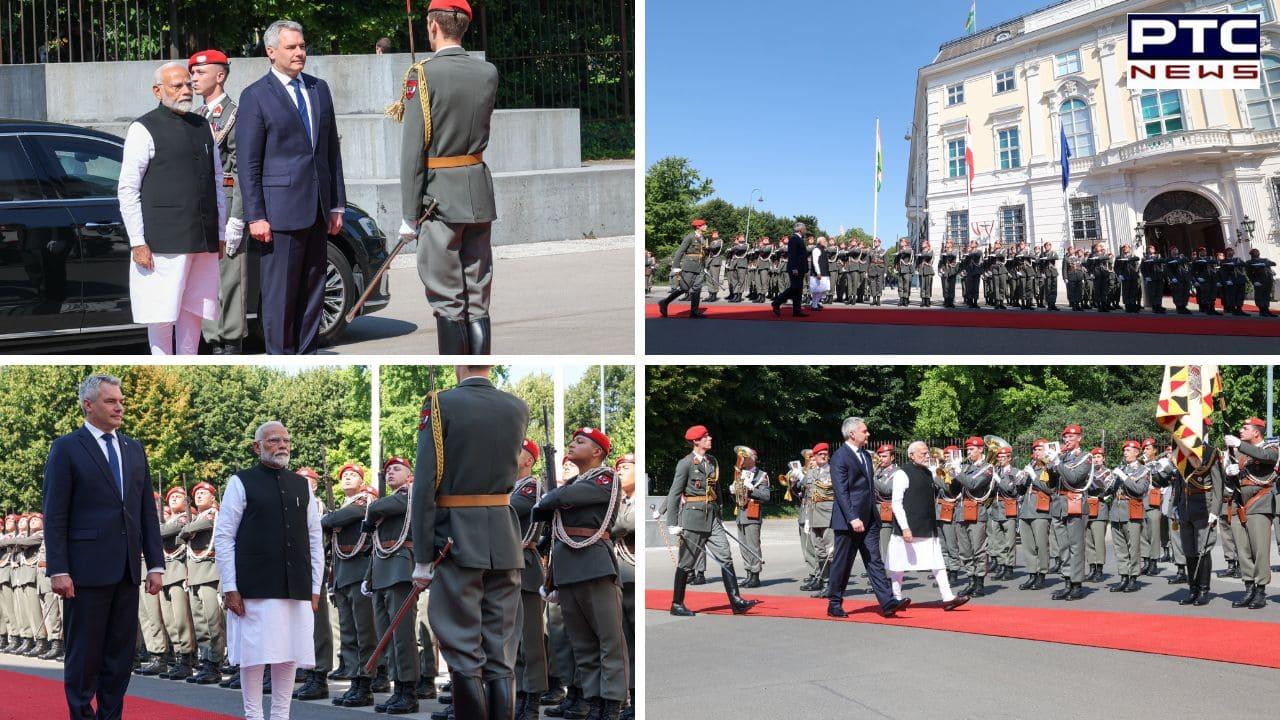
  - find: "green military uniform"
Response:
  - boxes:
[916,249,935,306]
[293,489,334,699]
[1039,248,1059,309]
[952,454,994,595]
[612,492,636,718]
[988,462,1019,579]
[705,235,724,301]
[803,464,835,596]
[12,531,44,655]
[178,504,224,683]
[365,480,421,713]
[894,246,913,306]
[158,512,195,679]
[198,93,248,353]
[790,462,820,588]
[934,469,963,578]
[850,247,868,304]
[1047,445,1092,599]
[1084,460,1111,582]
[534,462,629,720]
[1227,437,1277,607]
[658,230,709,317]
[1016,458,1054,588]
[1140,476,1169,575]
[735,464,770,582]
[1108,460,1151,591]
[410,375,529,716]
[867,247,886,304]
[321,490,379,706]
[136,556,172,675]
[727,240,749,302]
[396,44,500,352]
[510,474,549,714]
[873,462,897,565]
[0,529,16,651]
[35,533,62,659]
[1155,452,1224,604]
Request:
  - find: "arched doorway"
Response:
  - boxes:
[1139,190,1224,256]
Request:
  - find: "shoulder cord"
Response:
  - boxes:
[384,58,434,153]
[962,462,997,502]
[331,492,372,561]
[212,104,238,146]
[551,467,621,551]
[187,508,218,560]
[371,483,413,559]
[519,476,542,546]
[163,524,187,561]
[1243,441,1278,485]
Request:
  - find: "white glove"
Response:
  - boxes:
[539,585,560,605]
[1208,513,1218,526]
[360,580,372,597]
[651,509,661,521]
[1111,468,1125,481]
[1223,434,1241,448]
[1226,464,1240,477]
[670,267,682,275]
[224,217,245,255]
[412,561,434,586]
[398,218,419,240]
[667,525,683,535]
[1042,448,1059,464]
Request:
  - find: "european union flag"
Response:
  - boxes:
[1060,124,1072,191]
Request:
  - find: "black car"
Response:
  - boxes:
[0,119,390,352]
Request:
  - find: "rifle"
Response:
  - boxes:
[540,405,556,494]
[346,198,438,323]
[364,538,452,675]
[182,474,192,523]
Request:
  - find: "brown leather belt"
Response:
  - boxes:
[425,152,484,169]
[379,539,412,551]
[563,527,610,540]
[437,493,510,508]
[680,493,712,503]
[222,176,235,187]
[337,544,362,553]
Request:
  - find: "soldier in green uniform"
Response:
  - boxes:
[136,496,173,675]
[292,467,334,700]
[849,244,868,304]
[894,239,913,307]
[657,219,710,318]
[933,446,963,584]
[1140,441,1170,577]
[704,230,724,302]
[734,448,770,588]
[1015,441,1054,590]
[179,482,224,684]
[1246,248,1277,316]
[803,444,835,598]
[1107,441,1151,593]
[1038,241,1059,310]
[1083,447,1111,583]
[1043,425,1092,600]
[916,240,935,307]
[950,437,994,597]
[158,488,196,680]
[509,440,548,720]
[872,445,898,566]
[1223,417,1277,609]
[364,456,421,714]
[410,365,529,719]
[322,464,381,707]
[11,515,45,657]
[0,515,15,653]
[727,235,749,302]
[534,428,629,720]
[393,0,499,353]
[612,454,637,720]
[988,447,1019,581]
[867,239,887,305]
[1151,446,1223,605]
[789,450,819,590]
[31,515,62,659]
[190,49,248,354]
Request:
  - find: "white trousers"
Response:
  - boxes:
[890,568,956,602]
[240,662,296,720]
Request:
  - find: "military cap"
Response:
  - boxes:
[614,453,636,471]
[691,219,707,229]
[684,425,709,441]
[1244,417,1266,429]
[875,444,894,454]
[1090,447,1104,456]
[1123,440,1141,451]
[165,486,187,503]
[964,436,984,449]
[192,481,217,498]
[1062,424,1083,437]
[385,456,413,471]
[296,467,320,481]
[339,462,365,480]
[428,0,472,19]
[520,439,540,463]
[574,427,612,455]
[1142,438,1157,448]
[811,442,830,455]
[188,49,229,70]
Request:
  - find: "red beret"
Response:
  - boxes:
[339,463,365,480]
[614,453,636,471]
[296,467,319,481]
[1062,424,1082,436]
[811,443,830,455]
[3,514,18,523]
[997,446,1012,456]
[1032,439,1048,449]
[521,439,540,464]
[575,427,612,455]
[165,486,187,502]
[684,425,709,441]
[1245,417,1266,429]
[1142,438,1157,448]
[1123,440,1141,451]
[964,436,984,449]
[691,219,707,228]
[876,444,894,454]
[943,445,959,453]
[28,512,42,521]
[385,456,413,471]
[192,482,217,497]
[1090,447,1104,456]
[188,49,228,70]
[428,0,472,19]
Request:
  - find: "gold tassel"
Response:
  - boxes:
[384,101,406,122]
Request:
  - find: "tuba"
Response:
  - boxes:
[984,435,1012,466]
[731,446,755,509]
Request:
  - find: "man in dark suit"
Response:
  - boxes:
[238,19,346,355]
[771,222,809,317]
[825,416,903,618]
[43,374,164,720]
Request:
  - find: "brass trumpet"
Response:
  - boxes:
[984,435,1012,465]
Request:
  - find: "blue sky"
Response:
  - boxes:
[647,0,1042,239]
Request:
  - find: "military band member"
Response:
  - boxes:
[1246,248,1277,317]
[939,240,959,308]
[509,440,548,720]
[1166,247,1192,314]
[31,515,63,660]
[657,219,710,319]
[1037,242,1059,310]
[1084,447,1111,583]
[322,464,379,707]
[989,447,1019,581]
[1016,441,1054,590]
[179,482,223,684]
[873,445,898,566]
[1222,417,1277,609]
[894,239,913,307]
[661,425,756,616]
[1089,243,1115,311]
[754,238,772,302]
[158,488,196,680]
[1151,445,1223,605]
[934,445,963,584]
[705,230,724,302]
[789,450,819,589]
[835,243,852,303]
[727,235,749,302]
[1192,248,1219,315]
[363,457,420,714]
[734,448,770,588]
[1140,439,1169,578]
[1108,441,1151,592]
[1043,424,1092,600]
[804,444,836,597]
[395,0,499,353]
[949,438,994,596]
[916,240,935,307]
[533,428,629,720]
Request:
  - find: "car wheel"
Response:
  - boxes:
[319,241,355,345]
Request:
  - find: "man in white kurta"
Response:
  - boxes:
[117,61,224,355]
[213,421,323,720]
[886,442,969,611]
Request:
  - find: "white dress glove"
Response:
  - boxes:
[1209,513,1218,526]
[540,585,560,605]
[360,580,372,597]
[1223,434,1241,448]
[224,217,245,255]
[398,218,419,240]
[1226,464,1240,477]
[412,561,435,586]
[1042,448,1060,464]
[651,509,662,521]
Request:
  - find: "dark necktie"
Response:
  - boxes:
[102,434,124,500]
[289,77,312,145]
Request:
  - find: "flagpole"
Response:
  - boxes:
[873,117,880,245]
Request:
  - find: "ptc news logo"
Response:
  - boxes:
[1127,13,1261,89]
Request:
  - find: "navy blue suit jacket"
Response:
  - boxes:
[830,443,875,531]
[237,70,346,231]
[786,233,808,274]
[42,426,163,587]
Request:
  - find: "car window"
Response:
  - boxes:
[24,134,123,199]
[0,136,46,201]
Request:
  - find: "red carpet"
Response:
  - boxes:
[644,303,1280,337]
[647,589,1280,669]
[0,668,239,720]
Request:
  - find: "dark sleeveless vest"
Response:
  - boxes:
[135,104,219,254]
[892,463,937,538]
[233,463,312,601]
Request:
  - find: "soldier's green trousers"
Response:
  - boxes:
[1169,518,1186,565]
[1111,520,1143,576]
[0,583,15,638]
[545,598,577,686]
[1222,516,1238,562]
[620,577,634,700]
[41,590,61,641]
[416,589,438,680]
[1085,517,1108,565]
[851,271,866,302]
[1231,513,1274,586]
[1054,515,1088,583]
[799,518,818,577]
[1180,520,1217,589]
[938,522,961,572]
[313,588,334,674]
[706,263,723,299]
[558,578,628,702]
[334,582,377,679]
[189,582,224,663]
[14,584,43,640]
[1141,508,1167,561]
[138,586,169,654]
[516,590,548,694]
[988,516,1017,567]
[428,560,519,680]
[955,520,988,578]
[737,522,763,574]
[417,219,494,321]
[159,582,193,654]
[200,248,248,346]
[373,582,420,683]
[1018,518,1050,574]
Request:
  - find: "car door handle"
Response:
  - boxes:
[81,221,123,230]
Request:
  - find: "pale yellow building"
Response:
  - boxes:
[906,0,1280,262]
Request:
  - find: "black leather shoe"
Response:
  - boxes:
[771,302,781,316]
[467,317,491,354]
[943,595,970,611]
[1233,583,1257,608]
[1193,587,1212,606]
[484,677,514,720]
[827,602,848,618]
[431,706,454,720]
[1168,566,1187,584]
[139,655,169,676]
[293,671,329,700]
[792,310,810,317]
[876,600,899,618]
[451,674,489,720]
[436,317,471,354]
[1249,586,1267,609]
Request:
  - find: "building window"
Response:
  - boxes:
[995,68,1016,93]
[1070,198,1101,242]
[997,127,1021,169]
[1140,89,1184,137]
[1059,98,1095,157]
[947,138,968,178]
[1231,0,1272,22]
[947,211,970,245]
[999,205,1026,244]
[1245,55,1280,130]
[1270,176,1280,226]
[1056,49,1082,76]
[947,82,965,106]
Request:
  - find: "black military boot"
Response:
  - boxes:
[1033,573,1048,590]
[1230,560,1242,579]
[328,663,352,681]
[337,676,374,707]
[799,574,818,591]
[436,317,471,354]
[293,670,329,700]
[385,681,421,715]
[1168,565,1187,584]
[1193,585,1212,606]
[669,570,695,617]
[220,666,240,688]
[1048,557,1061,574]
[1064,581,1085,601]
[514,691,531,720]
[431,704,454,720]
[1233,582,1258,608]
[1051,581,1072,601]
[743,571,761,588]
[808,577,829,599]
[26,639,47,657]
[546,686,587,719]
[724,572,760,614]
[1018,571,1037,590]
[451,673,488,719]
[1179,586,1201,605]
[1110,576,1131,593]
[483,677,514,720]
[691,571,708,585]
[189,659,222,685]
[1088,564,1103,583]
[296,666,308,683]
[415,675,438,699]
[969,577,985,597]
[467,317,492,355]
[371,666,392,693]
[162,655,192,681]
[1249,585,1268,609]
[12,638,31,656]
[597,698,623,720]
[540,682,566,706]
[39,639,63,661]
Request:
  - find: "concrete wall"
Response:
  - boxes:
[0,64,46,120]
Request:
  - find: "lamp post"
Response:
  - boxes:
[744,188,764,245]
[1237,214,1256,246]
[1134,222,1145,248]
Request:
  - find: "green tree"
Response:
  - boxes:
[565,366,635,458]
[645,156,713,259]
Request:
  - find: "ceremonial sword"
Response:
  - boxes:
[363,537,452,675]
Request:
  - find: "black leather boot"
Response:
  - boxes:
[338,676,375,707]
[1232,582,1257,608]
[385,681,421,714]
[540,683,566,706]
[1051,581,1071,600]
[1064,581,1085,601]
[1032,573,1047,590]
[293,670,329,700]
[742,571,761,588]
[724,572,760,614]
[598,698,623,720]
[1110,576,1131,593]
[969,577,985,597]
[484,677,514,720]
[371,666,391,693]
[1230,560,1242,578]
[691,571,708,585]
[1018,571,1037,590]
[329,664,353,681]
[1193,585,1212,606]
[514,691,531,720]
[1249,585,1267,609]
[26,639,47,657]
[452,673,489,720]
[162,655,192,681]
[39,639,63,661]
[416,676,438,699]
[220,666,241,688]
[1179,586,1201,605]
[669,570,695,617]
[1168,565,1187,584]
[1048,558,1061,574]
[546,686,586,718]
[467,317,491,355]
[189,659,222,685]
[436,317,471,354]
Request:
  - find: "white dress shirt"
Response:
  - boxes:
[117,117,225,249]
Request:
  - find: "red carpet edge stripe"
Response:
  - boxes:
[646,589,1280,669]
[0,667,240,720]
[643,303,1280,337]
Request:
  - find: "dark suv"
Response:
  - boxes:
[0,119,390,352]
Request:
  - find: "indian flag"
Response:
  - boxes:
[1156,364,1223,474]
[965,1,976,34]
[875,119,883,193]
